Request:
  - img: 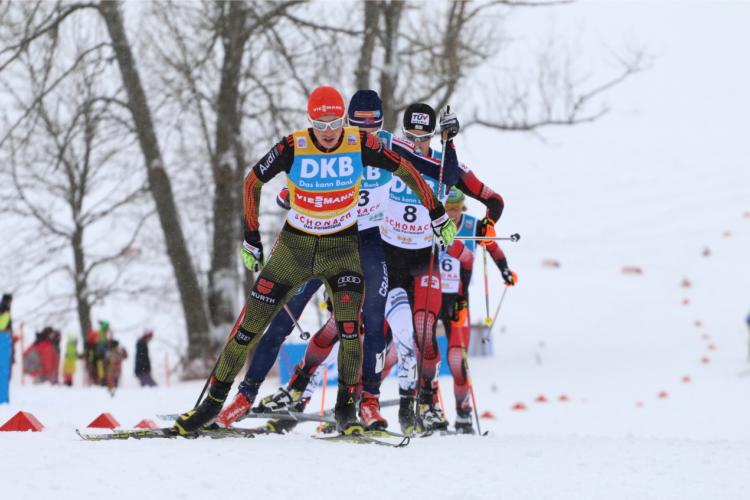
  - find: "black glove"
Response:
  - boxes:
[439,108,460,140]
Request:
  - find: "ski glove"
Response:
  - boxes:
[451,297,469,326]
[431,212,457,250]
[500,267,517,287]
[241,230,263,272]
[477,217,496,247]
[439,109,460,140]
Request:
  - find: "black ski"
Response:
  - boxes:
[75,426,265,441]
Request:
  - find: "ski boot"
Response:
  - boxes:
[263,397,309,434]
[174,380,231,435]
[417,389,449,431]
[359,391,388,430]
[398,389,421,435]
[216,392,252,427]
[335,384,364,434]
[254,367,310,413]
[455,407,476,435]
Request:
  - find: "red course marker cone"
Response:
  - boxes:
[542,259,561,268]
[635,401,644,408]
[701,334,710,340]
[680,278,692,288]
[534,394,548,403]
[87,412,121,429]
[134,419,157,429]
[621,266,643,275]
[657,391,669,399]
[0,411,44,432]
[479,410,497,420]
[558,394,570,402]
[681,375,692,383]
[681,298,690,306]
[511,402,527,411]
[723,230,732,238]
[694,320,702,328]
[701,356,711,364]
[707,344,716,351]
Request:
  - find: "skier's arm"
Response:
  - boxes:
[456,165,504,223]
[243,136,294,232]
[390,137,460,184]
[360,131,442,215]
[482,239,516,286]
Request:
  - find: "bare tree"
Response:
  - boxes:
[0,32,151,339]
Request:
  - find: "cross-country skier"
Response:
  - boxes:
[437,187,516,433]
[215,90,458,433]
[381,103,505,431]
[174,86,456,435]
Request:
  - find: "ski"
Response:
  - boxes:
[156,398,399,423]
[312,432,410,448]
[75,426,265,441]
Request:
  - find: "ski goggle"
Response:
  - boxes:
[309,116,345,131]
[402,128,435,142]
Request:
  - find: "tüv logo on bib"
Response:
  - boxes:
[300,157,354,178]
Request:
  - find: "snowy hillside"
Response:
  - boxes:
[3,2,750,500]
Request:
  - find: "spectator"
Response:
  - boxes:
[0,293,11,397]
[23,327,59,384]
[62,336,79,386]
[0,294,11,332]
[104,339,127,393]
[135,329,157,387]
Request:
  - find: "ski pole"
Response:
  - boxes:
[454,233,520,242]
[415,106,450,419]
[462,309,483,435]
[483,287,509,343]
[284,304,311,340]
[194,303,247,407]
[482,246,492,327]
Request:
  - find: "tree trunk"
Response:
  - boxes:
[98,1,211,362]
[380,1,404,132]
[355,1,380,90]
[71,225,92,341]
[207,1,249,332]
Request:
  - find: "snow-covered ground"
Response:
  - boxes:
[3,2,750,499]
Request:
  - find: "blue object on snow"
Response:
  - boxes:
[279,336,451,386]
[0,333,11,404]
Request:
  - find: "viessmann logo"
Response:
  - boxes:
[295,188,355,210]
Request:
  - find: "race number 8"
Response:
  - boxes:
[403,206,417,222]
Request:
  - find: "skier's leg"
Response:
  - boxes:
[175,229,315,434]
[360,227,388,394]
[316,229,365,431]
[238,280,321,399]
[386,288,417,393]
[413,271,442,387]
[414,270,448,430]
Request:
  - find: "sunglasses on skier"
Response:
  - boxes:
[309,116,345,131]
[402,128,435,142]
